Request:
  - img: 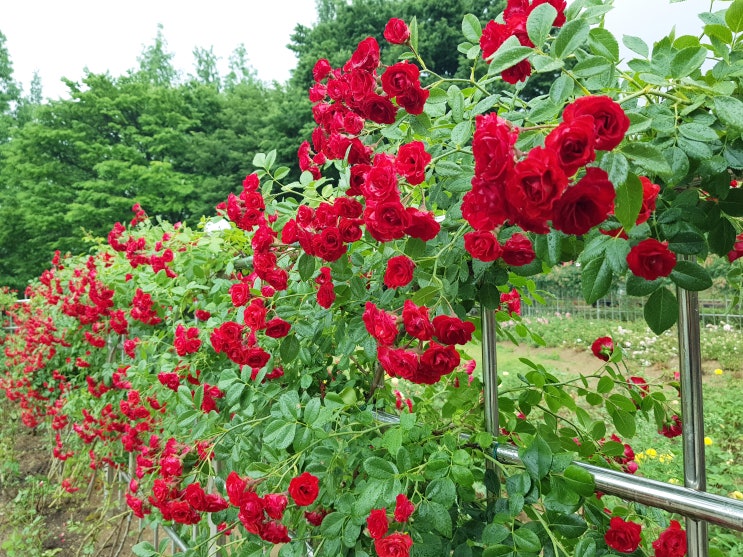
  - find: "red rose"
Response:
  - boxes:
[462,176,509,232]
[501,59,532,84]
[363,302,399,346]
[363,94,398,125]
[417,342,460,383]
[432,315,475,345]
[313,58,332,82]
[229,282,250,307]
[552,167,616,235]
[472,112,518,182]
[591,336,614,361]
[366,508,389,539]
[480,20,510,61]
[244,298,267,330]
[374,533,413,557]
[464,230,502,262]
[500,289,521,315]
[659,415,683,438]
[238,491,266,534]
[313,227,347,262]
[605,516,642,553]
[394,494,415,522]
[288,472,320,506]
[501,233,535,266]
[344,37,380,73]
[364,200,411,243]
[339,218,363,242]
[508,146,568,233]
[402,299,434,341]
[397,86,429,115]
[263,493,288,520]
[384,255,415,288]
[383,18,410,44]
[627,238,676,280]
[183,483,208,511]
[544,115,596,176]
[260,521,291,544]
[652,520,687,557]
[169,500,202,525]
[317,283,335,309]
[637,176,661,224]
[362,154,400,203]
[265,317,291,338]
[381,62,421,97]
[378,346,419,380]
[334,196,363,218]
[563,95,630,151]
[404,208,440,241]
[395,141,431,185]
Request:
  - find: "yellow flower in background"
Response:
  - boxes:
[669,478,680,485]
[645,448,658,458]
[704,437,713,446]
[714,368,723,375]
[732,491,743,500]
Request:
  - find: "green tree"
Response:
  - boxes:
[0,30,20,142]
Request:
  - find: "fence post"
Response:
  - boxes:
[481,306,498,499]
[677,282,708,557]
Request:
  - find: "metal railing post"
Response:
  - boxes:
[481,306,499,499]
[677,281,708,557]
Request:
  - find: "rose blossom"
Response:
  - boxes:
[384,255,415,288]
[374,533,413,557]
[395,141,431,185]
[544,115,596,176]
[401,300,434,341]
[637,176,661,224]
[383,18,410,44]
[288,472,320,506]
[501,233,536,266]
[626,238,676,281]
[432,315,475,345]
[464,230,502,262]
[367,508,389,539]
[604,516,642,553]
[591,336,614,361]
[552,167,616,235]
[652,520,687,557]
[563,95,630,151]
[394,494,415,522]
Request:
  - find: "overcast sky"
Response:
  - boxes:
[2,0,711,100]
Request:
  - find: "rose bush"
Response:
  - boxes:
[2,0,743,556]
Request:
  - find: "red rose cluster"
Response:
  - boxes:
[366,494,416,557]
[462,95,629,263]
[365,300,474,384]
[605,516,687,557]
[222,173,289,292]
[481,0,567,83]
[108,207,177,278]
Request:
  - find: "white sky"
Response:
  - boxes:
[1,0,711,100]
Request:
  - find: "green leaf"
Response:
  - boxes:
[513,528,542,553]
[709,217,736,256]
[563,465,596,497]
[482,523,510,545]
[644,287,678,334]
[726,0,743,32]
[588,28,619,61]
[623,35,649,58]
[553,18,589,59]
[719,188,743,216]
[527,3,558,47]
[363,456,398,479]
[614,173,643,232]
[297,253,316,281]
[581,256,613,304]
[609,407,636,437]
[550,513,588,539]
[714,96,743,132]
[426,477,457,507]
[678,122,719,142]
[575,537,597,557]
[451,121,472,146]
[132,543,158,557]
[626,273,662,296]
[600,151,629,187]
[597,376,614,394]
[670,260,713,291]
[486,35,533,75]
[279,391,301,421]
[620,143,672,175]
[549,74,574,104]
[670,47,707,78]
[519,435,552,480]
[421,501,453,537]
[262,420,296,450]
[572,56,612,78]
[280,334,300,363]
[409,16,419,52]
[462,14,482,43]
